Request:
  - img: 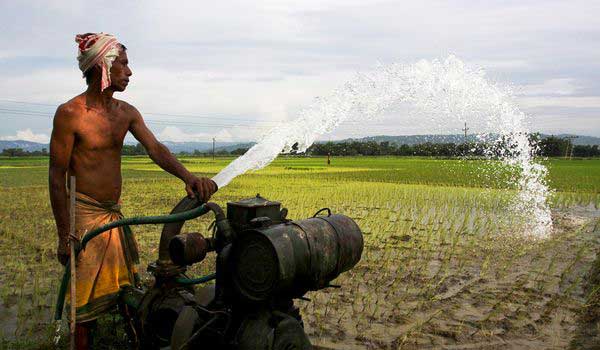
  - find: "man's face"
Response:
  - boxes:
[109,49,132,92]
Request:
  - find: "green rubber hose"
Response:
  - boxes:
[54,203,211,321]
[175,273,216,285]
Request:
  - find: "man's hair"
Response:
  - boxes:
[83,44,127,85]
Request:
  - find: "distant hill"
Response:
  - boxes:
[214,142,256,153]
[160,141,246,153]
[2,134,599,153]
[552,134,600,146]
[0,140,49,152]
[343,134,479,145]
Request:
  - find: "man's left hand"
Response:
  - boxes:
[184,175,218,202]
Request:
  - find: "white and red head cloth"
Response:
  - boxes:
[75,33,121,92]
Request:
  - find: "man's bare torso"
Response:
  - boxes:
[64,94,133,202]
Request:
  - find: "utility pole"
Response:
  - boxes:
[462,122,469,143]
[563,135,578,160]
[212,137,215,161]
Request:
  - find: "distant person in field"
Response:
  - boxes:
[48,32,217,349]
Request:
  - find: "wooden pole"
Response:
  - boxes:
[69,176,76,350]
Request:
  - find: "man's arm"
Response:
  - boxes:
[49,104,75,265]
[127,105,217,201]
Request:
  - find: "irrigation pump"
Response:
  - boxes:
[55,194,364,349]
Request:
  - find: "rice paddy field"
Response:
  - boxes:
[1,156,599,349]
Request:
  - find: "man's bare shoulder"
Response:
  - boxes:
[53,97,85,126]
[114,99,143,125]
[56,95,88,118]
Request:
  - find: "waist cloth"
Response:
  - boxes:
[67,192,139,322]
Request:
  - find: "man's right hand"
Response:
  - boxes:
[184,175,218,202]
[57,238,70,266]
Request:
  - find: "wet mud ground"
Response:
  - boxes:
[306,207,600,349]
[1,205,599,349]
[1,156,599,349]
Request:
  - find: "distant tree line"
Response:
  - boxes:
[174,147,249,157]
[2,137,599,158]
[306,141,484,157]
[536,136,600,157]
[121,143,148,155]
[305,137,600,158]
[1,148,48,156]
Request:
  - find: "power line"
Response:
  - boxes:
[0,108,52,115]
[0,105,277,128]
[144,111,281,125]
[0,99,412,129]
[0,99,55,106]
[0,108,408,130]
[0,109,275,130]
[0,98,413,130]
[0,105,402,129]
[145,120,272,129]
[0,99,282,125]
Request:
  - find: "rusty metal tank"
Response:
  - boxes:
[229,212,363,301]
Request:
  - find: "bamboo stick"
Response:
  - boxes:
[69,176,76,350]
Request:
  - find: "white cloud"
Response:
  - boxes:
[1,0,600,137]
[518,79,579,96]
[527,113,600,136]
[0,50,12,59]
[0,129,50,143]
[517,96,600,109]
[0,68,83,103]
[157,126,234,142]
[472,59,531,71]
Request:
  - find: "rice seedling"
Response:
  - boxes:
[0,156,598,348]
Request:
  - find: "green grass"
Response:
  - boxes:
[2,156,597,193]
[0,156,598,348]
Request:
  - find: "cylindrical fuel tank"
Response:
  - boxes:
[230,214,363,301]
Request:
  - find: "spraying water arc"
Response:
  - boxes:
[211,55,553,236]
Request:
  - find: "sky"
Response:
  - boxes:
[0,0,599,144]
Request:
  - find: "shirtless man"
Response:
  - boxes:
[49,33,217,349]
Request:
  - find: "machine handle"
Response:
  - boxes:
[312,208,332,217]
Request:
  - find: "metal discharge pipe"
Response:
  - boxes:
[158,197,206,262]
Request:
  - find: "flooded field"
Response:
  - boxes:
[0,156,599,349]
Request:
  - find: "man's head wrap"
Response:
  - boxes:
[75,33,121,92]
